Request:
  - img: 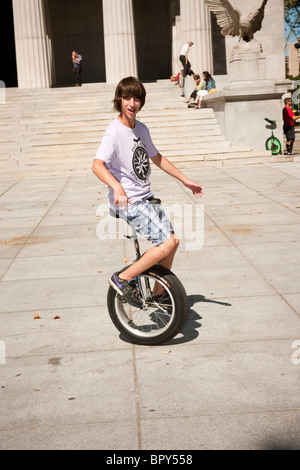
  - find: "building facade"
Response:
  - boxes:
[1,0,285,89]
[288,40,300,78]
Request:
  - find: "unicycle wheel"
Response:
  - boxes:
[107,265,189,345]
[265,136,282,155]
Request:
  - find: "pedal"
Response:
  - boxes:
[117,293,127,303]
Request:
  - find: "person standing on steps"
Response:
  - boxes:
[179,41,194,77]
[72,51,82,87]
[92,76,203,307]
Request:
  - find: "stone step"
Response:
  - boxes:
[0,154,293,180]
[2,108,214,123]
[6,145,260,167]
[13,135,231,152]
[0,80,289,178]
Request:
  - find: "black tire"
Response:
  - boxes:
[265,136,282,155]
[107,265,189,345]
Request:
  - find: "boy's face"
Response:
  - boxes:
[120,96,141,120]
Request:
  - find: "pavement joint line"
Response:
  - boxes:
[0,179,23,198]
[2,408,300,435]
[181,165,300,318]
[0,292,297,316]
[265,162,300,179]
[219,166,300,216]
[136,407,300,421]
[202,200,300,319]
[132,344,143,450]
[0,175,72,282]
[205,209,299,309]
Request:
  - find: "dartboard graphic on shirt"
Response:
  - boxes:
[132,144,150,181]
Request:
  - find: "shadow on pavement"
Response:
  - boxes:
[167,294,232,345]
[119,294,231,346]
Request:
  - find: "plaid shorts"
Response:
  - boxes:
[118,199,174,246]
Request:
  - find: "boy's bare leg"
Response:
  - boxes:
[119,234,179,284]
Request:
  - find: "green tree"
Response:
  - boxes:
[285,0,300,46]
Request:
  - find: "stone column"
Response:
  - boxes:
[102,0,137,84]
[179,0,213,75]
[12,0,52,89]
[172,16,182,75]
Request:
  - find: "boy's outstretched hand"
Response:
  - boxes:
[151,154,203,198]
[184,179,203,197]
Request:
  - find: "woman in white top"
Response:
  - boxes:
[195,71,216,109]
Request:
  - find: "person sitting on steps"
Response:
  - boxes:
[184,74,205,104]
[195,71,216,109]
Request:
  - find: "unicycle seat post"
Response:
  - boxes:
[109,196,162,263]
[122,197,162,262]
[109,206,142,261]
[124,226,142,261]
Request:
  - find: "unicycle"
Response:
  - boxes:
[265,118,282,155]
[107,198,189,346]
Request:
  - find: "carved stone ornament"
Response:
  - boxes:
[204,0,268,53]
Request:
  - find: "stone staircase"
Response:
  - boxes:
[0,80,292,178]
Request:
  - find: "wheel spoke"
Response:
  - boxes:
[114,274,175,338]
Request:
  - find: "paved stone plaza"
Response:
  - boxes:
[1,0,298,449]
[0,158,300,450]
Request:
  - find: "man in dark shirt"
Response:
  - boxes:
[72,51,82,87]
[283,97,300,154]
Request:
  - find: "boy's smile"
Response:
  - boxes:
[119,96,141,127]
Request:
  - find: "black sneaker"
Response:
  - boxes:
[109,272,143,308]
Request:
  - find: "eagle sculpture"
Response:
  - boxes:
[204,0,268,47]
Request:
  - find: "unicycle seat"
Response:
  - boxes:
[265,118,276,124]
[146,196,161,205]
[109,196,162,219]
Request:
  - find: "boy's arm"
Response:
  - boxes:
[92,159,131,205]
[151,153,203,197]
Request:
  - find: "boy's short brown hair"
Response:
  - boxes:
[113,76,146,113]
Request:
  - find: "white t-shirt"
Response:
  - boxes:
[180,43,189,56]
[94,118,158,206]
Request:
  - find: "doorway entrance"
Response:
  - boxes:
[49,0,106,86]
[133,0,173,82]
[0,0,18,87]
